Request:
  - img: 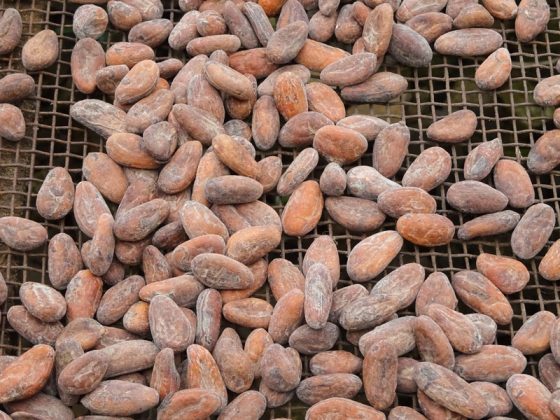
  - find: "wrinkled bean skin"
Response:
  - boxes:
[507,374,557,420]
[426,304,483,354]
[516,0,550,43]
[306,398,385,419]
[454,345,527,382]
[0,8,22,55]
[512,311,556,355]
[457,210,520,240]
[464,138,503,181]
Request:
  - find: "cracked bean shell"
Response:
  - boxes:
[281,181,323,237]
[476,253,529,294]
[313,126,367,165]
[452,270,513,325]
[511,203,555,259]
[347,230,403,282]
[434,29,503,57]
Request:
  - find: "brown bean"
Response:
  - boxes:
[415,315,455,369]
[192,253,254,289]
[303,263,332,330]
[212,133,260,179]
[180,200,229,241]
[197,10,227,36]
[6,392,73,419]
[389,406,428,420]
[363,342,397,410]
[64,270,103,322]
[320,53,377,87]
[507,374,557,420]
[469,381,512,417]
[405,12,452,43]
[512,311,555,355]
[415,362,489,419]
[268,289,304,344]
[0,73,35,103]
[515,0,550,43]
[149,348,180,401]
[494,159,534,208]
[0,103,25,142]
[71,39,105,95]
[295,40,350,72]
[297,374,362,405]
[539,239,560,281]
[334,4,361,44]
[279,111,333,148]
[96,275,144,325]
[401,147,450,192]
[0,345,55,404]
[114,59,159,105]
[528,129,560,174]
[74,4,107,40]
[511,203,555,259]
[319,162,346,197]
[171,234,225,272]
[347,230,403,282]
[447,180,508,214]
[378,187,436,219]
[397,213,455,247]
[22,29,58,71]
[454,4,495,28]
[289,323,339,354]
[426,304,483,354]
[113,199,169,242]
[452,270,513,325]
[260,344,301,392]
[222,0,259,49]
[396,0,446,21]
[475,47,512,90]
[244,328,273,377]
[397,357,419,393]
[415,272,457,315]
[359,316,416,357]
[267,258,305,300]
[257,156,282,193]
[341,71,408,103]
[0,8,22,55]
[273,71,308,120]
[19,282,66,323]
[454,345,526,382]
[306,398,385,420]
[427,110,477,143]
[57,350,110,396]
[149,295,194,352]
[80,380,159,416]
[362,3,393,57]
[218,391,266,420]
[435,28,503,57]
[483,0,518,19]
[106,133,160,169]
[195,288,222,351]
[70,99,127,139]
[458,210,520,240]
[35,167,75,221]
[314,125,368,165]
[123,301,150,335]
[223,297,273,329]
[305,82,345,123]
[417,389,466,420]
[540,353,560,392]
[339,293,401,331]
[125,88,174,134]
[6,305,63,346]
[308,10,337,42]
[107,0,142,31]
[225,226,280,265]
[281,180,323,237]
[158,388,221,418]
[213,328,255,393]
[389,23,433,67]
[464,138,503,180]
[476,253,529,294]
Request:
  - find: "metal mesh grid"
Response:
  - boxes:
[1,0,560,418]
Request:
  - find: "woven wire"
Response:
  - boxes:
[0,0,560,418]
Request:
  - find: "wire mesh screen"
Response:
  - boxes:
[1,0,560,418]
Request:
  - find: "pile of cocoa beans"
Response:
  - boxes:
[1,0,560,418]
